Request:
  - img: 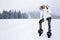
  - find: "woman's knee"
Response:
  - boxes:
[39,20,42,23]
[47,17,51,20]
[39,19,44,23]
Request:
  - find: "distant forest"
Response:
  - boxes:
[0,10,60,19]
[0,10,28,19]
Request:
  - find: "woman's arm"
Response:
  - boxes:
[40,11,43,20]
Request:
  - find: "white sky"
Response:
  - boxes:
[0,0,60,16]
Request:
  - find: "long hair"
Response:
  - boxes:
[39,5,45,10]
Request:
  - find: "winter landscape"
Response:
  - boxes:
[0,0,60,40]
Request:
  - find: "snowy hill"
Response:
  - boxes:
[0,19,60,40]
[28,11,60,19]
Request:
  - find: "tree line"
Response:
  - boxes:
[0,10,28,19]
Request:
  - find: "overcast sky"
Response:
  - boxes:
[0,0,60,16]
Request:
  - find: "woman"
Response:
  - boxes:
[38,5,52,38]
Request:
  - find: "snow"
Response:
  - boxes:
[0,19,60,40]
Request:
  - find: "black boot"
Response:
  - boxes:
[38,29,43,36]
[47,31,52,38]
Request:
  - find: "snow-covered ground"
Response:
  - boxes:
[0,19,60,40]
